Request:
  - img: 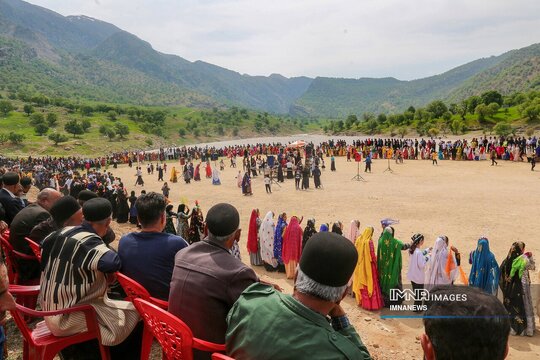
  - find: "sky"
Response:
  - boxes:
[26,0,540,80]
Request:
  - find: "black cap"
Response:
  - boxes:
[82,198,112,222]
[78,190,98,202]
[299,232,358,287]
[20,177,32,187]
[50,196,81,225]
[206,203,239,237]
[2,172,20,186]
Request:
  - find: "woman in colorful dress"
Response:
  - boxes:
[128,190,138,225]
[469,237,500,295]
[282,216,303,279]
[424,236,465,290]
[193,163,201,181]
[176,204,192,240]
[247,209,263,266]
[377,226,408,306]
[259,211,277,271]
[163,204,177,235]
[205,161,212,178]
[499,242,536,336]
[352,226,383,310]
[347,220,360,244]
[273,213,287,272]
[241,172,252,195]
[187,206,204,244]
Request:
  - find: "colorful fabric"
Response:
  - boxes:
[273,216,287,264]
[259,212,277,268]
[347,220,359,244]
[377,227,403,296]
[282,217,302,264]
[469,238,500,295]
[353,227,374,296]
[246,210,259,254]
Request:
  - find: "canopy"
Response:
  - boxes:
[287,140,306,148]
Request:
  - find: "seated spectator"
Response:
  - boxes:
[40,198,140,359]
[78,189,116,246]
[118,192,187,301]
[29,195,82,244]
[421,285,510,360]
[19,176,33,206]
[169,203,258,360]
[226,232,371,360]
[0,172,25,225]
[9,188,61,282]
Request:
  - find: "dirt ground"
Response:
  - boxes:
[7,154,540,359]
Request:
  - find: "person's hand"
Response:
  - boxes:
[329,303,346,318]
[0,221,8,233]
[0,291,17,314]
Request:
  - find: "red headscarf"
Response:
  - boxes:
[282,216,303,263]
[247,209,259,254]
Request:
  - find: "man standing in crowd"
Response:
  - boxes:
[226,232,371,360]
[40,198,140,359]
[118,192,188,301]
[168,203,258,360]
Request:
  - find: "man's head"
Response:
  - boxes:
[2,172,21,194]
[295,232,358,302]
[82,198,112,238]
[421,286,510,360]
[20,177,32,194]
[77,189,98,206]
[50,195,82,227]
[206,203,240,249]
[135,192,167,230]
[36,188,62,212]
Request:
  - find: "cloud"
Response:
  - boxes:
[25,0,540,80]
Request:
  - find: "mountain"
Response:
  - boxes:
[0,0,312,112]
[0,0,539,117]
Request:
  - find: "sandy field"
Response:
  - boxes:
[103,152,540,360]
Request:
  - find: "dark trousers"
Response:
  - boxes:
[491,158,498,165]
[365,163,371,172]
[411,281,424,309]
[265,184,271,193]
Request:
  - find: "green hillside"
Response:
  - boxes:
[0,94,320,156]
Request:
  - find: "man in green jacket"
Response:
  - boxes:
[226,232,371,360]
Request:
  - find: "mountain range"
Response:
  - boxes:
[1,0,539,117]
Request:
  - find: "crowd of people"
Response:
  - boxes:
[0,133,538,360]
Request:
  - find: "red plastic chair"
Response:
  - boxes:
[212,354,235,360]
[133,298,226,360]
[9,286,110,360]
[0,233,38,285]
[116,272,168,309]
[25,237,42,262]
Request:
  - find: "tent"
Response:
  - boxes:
[287,140,306,148]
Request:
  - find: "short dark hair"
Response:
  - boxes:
[135,192,166,227]
[423,285,510,360]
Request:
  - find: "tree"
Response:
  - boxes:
[450,119,464,135]
[46,113,58,127]
[487,102,500,116]
[29,113,45,126]
[466,96,481,114]
[99,124,108,135]
[106,128,116,140]
[48,132,69,145]
[80,105,94,117]
[366,119,378,135]
[64,120,84,137]
[398,127,407,138]
[8,132,24,144]
[448,103,458,115]
[426,100,448,118]
[481,90,503,106]
[193,128,201,137]
[345,115,358,129]
[523,105,540,122]
[428,127,440,138]
[0,133,8,144]
[114,123,129,138]
[107,110,118,121]
[0,100,14,117]
[475,104,489,122]
[442,111,452,123]
[178,127,186,137]
[81,119,92,132]
[216,124,225,135]
[493,123,512,137]
[34,123,49,136]
[23,104,34,116]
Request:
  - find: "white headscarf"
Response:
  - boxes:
[259,211,277,268]
[424,236,456,290]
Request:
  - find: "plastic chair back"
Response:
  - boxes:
[133,298,225,360]
[9,286,110,360]
[25,237,41,262]
[116,272,168,309]
[0,233,37,284]
[212,354,236,360]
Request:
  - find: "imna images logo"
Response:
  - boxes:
[388,288,468,312]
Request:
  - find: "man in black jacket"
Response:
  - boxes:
[0,172,24,225]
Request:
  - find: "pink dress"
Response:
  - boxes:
[360,241,384,310]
